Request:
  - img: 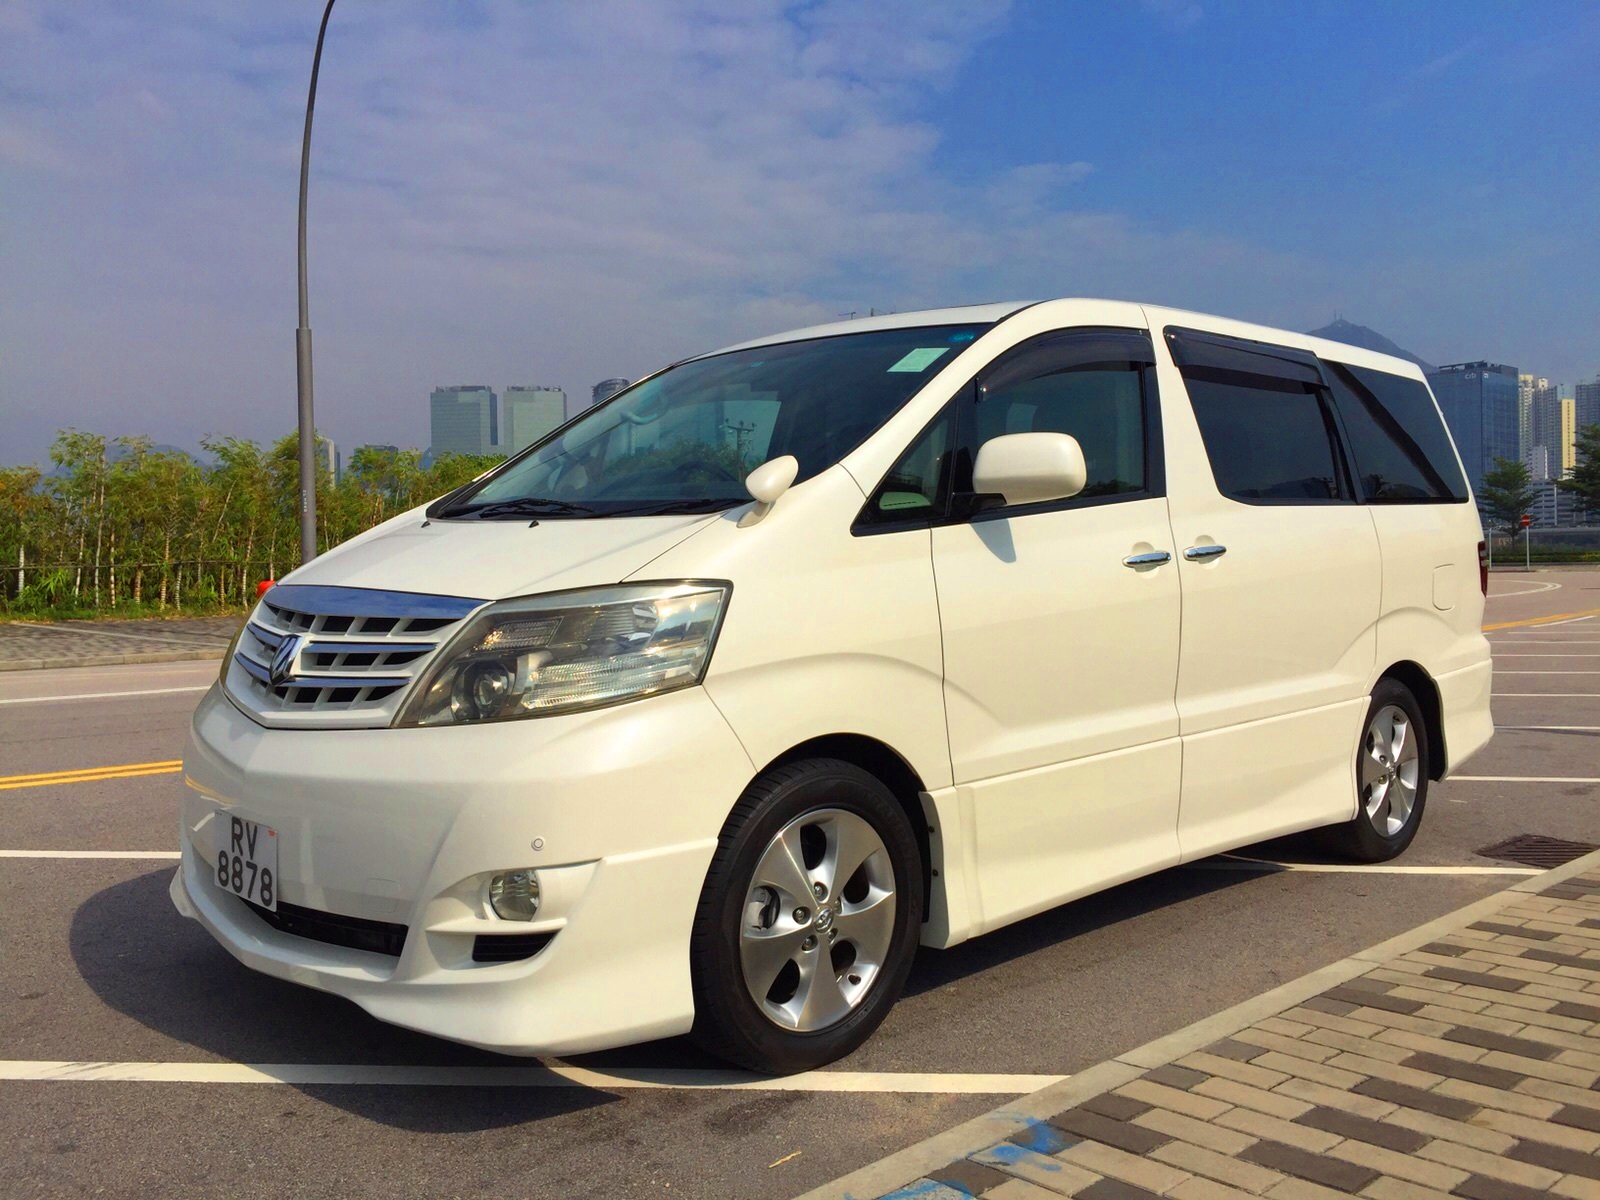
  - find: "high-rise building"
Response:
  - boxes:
[1518,376,1565,483]
[1577,375,1600,432]
[314,435,340,484]
[1518,374,1547,461]
[591,378,630,414]
[1561,396,1578,476]
[1524,444,1551,483]
[429,386,498,456]
[502,386,567,454]
[1529,380,1562,456]
[1425,362,1518,492]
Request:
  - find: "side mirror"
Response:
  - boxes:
[739,454,799,527]
[971,432,1087,507]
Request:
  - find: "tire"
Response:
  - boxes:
[689,758,924,1074]
[1320,678,1430,863]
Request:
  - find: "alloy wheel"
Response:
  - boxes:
[738,808,896,1032]
[1360,703,1420,837]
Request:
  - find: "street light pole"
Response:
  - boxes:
[296,0,336,565]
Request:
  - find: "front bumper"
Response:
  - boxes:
[172,683,754,1056]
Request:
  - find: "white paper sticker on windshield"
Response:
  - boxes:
[887,347,950,373]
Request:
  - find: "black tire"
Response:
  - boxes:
[689,758,924,1074]
[1320,678,1430,863]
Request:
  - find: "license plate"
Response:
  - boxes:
[213,813,278,912]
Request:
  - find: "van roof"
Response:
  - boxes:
[703,298,1427,381]
[702,302,1032,356]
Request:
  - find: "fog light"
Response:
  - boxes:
[488,869,541,921]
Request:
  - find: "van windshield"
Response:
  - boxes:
[435,324,989,519]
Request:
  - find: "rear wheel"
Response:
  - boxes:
[690,759,923,1073]
[1320,678,1430,862]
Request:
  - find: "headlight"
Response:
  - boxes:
[394,582,729,726]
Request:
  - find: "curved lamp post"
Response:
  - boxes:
[296,0,336,564]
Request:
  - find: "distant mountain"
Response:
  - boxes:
[1304,318,1435,374]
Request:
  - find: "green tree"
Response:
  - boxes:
[1,428,514,619]
[424,451,506,498]
[46,430,111,603]
[1556,424,1600,521]
[0,464,47,602]
[1479,456,1538,540]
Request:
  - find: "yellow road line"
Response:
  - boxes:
[1484,607,1600,632]
[0,760,182,791]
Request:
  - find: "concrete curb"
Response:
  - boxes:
[794,845,1600,1200]
[0,648,224,672]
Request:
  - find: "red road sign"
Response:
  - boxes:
[1521,515,1532,527]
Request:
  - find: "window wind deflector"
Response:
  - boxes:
[1165,327,1323,388]
[981,329,1155,397]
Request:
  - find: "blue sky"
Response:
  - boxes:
[2,0,1596,464]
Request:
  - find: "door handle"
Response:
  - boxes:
[1184,544,1227,561]
[1122,551,1172,568]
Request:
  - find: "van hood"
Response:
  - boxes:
[280,512,719,601]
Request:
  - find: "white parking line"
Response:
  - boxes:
[0,850,180,859]
[1493,693,1600,697]
[1187,860,1540,876]
[0,686,209,706]
[1491,633,1600,643]
[1488,581,1562,597]
[1449,775,1600,783]
[0,1060,1063,1093]
[1495,671,1600,675]
[1496,726,1600,732]
[1489,639,1600,644]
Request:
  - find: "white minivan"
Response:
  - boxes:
[173,299,1494,1073]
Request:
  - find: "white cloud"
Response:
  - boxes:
[0,0,1368,463]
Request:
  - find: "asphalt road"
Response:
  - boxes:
[2,570,1598,1199]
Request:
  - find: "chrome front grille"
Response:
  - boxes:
[224,584,485,729]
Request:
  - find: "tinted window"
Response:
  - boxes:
[860,406,953,526]
[959,330,1155,509]
[1322,362,1469,503]
[1184,372,1346,503]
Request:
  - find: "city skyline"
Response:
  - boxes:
[421,378,630,460]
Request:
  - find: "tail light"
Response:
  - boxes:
[1477,541,1487,597]
[257,579,275,599]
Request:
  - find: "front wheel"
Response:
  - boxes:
[689,759,923,1074]
[1320,679,1430,862]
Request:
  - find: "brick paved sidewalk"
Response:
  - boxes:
[0,616,240,671]
[804,853,1600,1200]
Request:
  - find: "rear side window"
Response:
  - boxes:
[1167,330,1348,504]
[1321,362,1469,503]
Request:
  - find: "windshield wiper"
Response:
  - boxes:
[440,497,595,519]
[605,499,741,517]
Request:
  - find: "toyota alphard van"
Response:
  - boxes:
[174,299,1493,1072]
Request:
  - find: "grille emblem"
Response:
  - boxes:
[268,634,304,686]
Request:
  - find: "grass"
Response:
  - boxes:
[0,600,250,624]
